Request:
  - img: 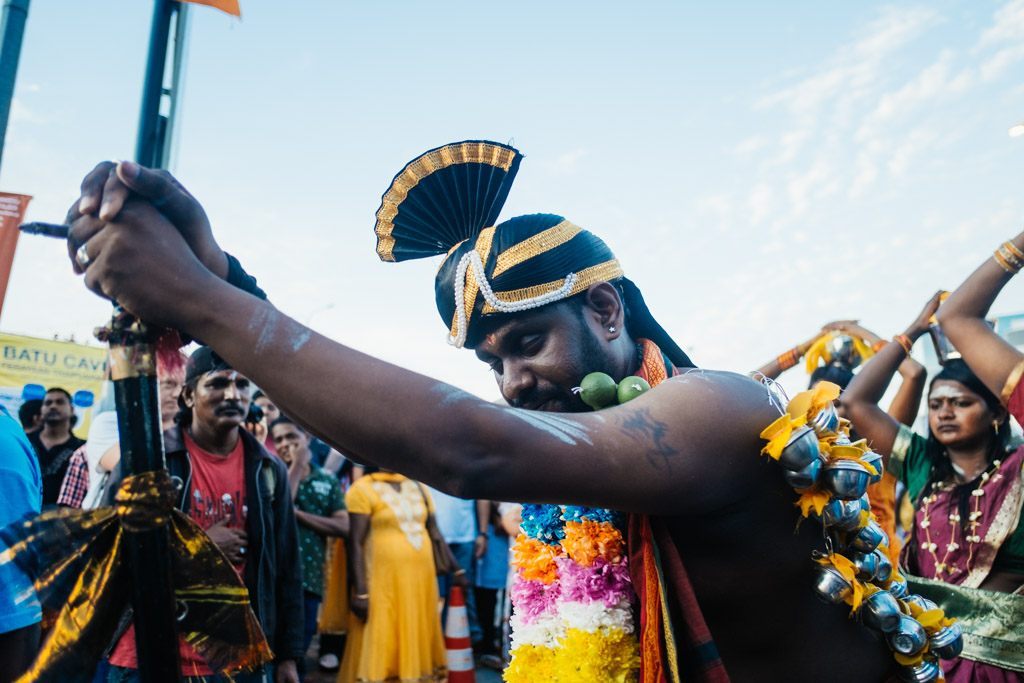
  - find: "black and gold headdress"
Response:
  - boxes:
[374,140,694,368]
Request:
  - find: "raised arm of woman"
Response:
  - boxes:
[936,232,1024,402]
[822,319,926,426]
[842,293,943,459]
[887,357,927,427]
[753,331,826,380]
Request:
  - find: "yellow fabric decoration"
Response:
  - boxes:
[804,332,875,374]
[759,414,795,460]
[0,471,272,682]
[916,609,955,633]
[893,652,925,667]
[795,486,831,517]
[787,382,841,422]
[816,554,864,611]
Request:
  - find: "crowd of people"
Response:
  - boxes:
[0,140,1022,682]
[0,349,516,683]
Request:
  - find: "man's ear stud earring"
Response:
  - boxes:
[608,326,616,333]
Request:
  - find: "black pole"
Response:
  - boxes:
[108,314,181,682]
[136,0,175,168]
[0,0,30,173]
[119,1,184,679]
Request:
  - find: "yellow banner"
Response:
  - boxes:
[0,333,107,438]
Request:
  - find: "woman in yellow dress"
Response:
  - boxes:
[338,468,460,683]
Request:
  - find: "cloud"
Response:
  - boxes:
[858,51,974,137]
[978,0,1024,45]
[757,6,939,117]
[734,135,768,155]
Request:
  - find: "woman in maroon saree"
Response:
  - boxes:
[843,286,1024,682]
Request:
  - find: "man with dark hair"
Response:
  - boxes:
[270,416,348,679]
[103,347,304,683]
[17,399,41,434]
[67,147,893,680]
[28,387,84,506]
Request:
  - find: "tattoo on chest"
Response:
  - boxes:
[618,407,676,472]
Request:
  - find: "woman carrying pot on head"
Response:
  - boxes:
[755,323,927,426]
[843,288,1024,681]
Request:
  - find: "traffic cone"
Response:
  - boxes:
[445,585,476,682]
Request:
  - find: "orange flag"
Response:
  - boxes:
[0,192,32,322]
[182,0,241,17]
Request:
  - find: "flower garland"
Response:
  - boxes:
[760,382,963,683]
[505,503,639,682]
[505,373,647,683]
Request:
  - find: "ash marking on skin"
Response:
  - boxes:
[667,368,714,385]
[248,307,277,353]
[502,409,593,446]
[430,383,476,407]
[286,322,311,352]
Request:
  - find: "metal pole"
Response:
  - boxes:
[136,0,175,168]
[120,1,185,679]
[109,316,181,681]
[160,3,189,171]
[0,0,30,174]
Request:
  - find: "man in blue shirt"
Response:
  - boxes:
[0,405,43,679]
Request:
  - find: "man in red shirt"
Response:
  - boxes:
[104,347,304,683]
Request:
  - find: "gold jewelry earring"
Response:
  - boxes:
[994,420,1000,435]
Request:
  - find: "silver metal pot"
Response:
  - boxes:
[873,548,893,583]
[929,622,964,660]
[812,403,840,436]
[821,499,864,531]
[779,426,821,471]
[783,454,824,489]
[860,451,883,484]
[859,589,902,632]
[823,459,871,500]
[848,550,881,581]
[887,615,928,656]
[849,519,886,554]
[896,658,941,683]
[811,563,854,605]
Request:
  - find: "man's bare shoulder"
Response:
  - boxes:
[651,368,785,427]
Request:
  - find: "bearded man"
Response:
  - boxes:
[65,142,893,681]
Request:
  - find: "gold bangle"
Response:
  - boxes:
[777,349,798,371]
[1004,240,1024,261]
[453,569,466,576]
[894,334,913,355]
[999,244,1024,270]
[993,249,1021,274]
[354,593,369,599]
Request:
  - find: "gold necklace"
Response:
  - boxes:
[918,458,1002,576]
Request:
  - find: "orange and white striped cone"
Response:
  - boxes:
[445,585,476,682]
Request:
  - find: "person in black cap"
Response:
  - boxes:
[65,147,893,681]
[102,346,304,683]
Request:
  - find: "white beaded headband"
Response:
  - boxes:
[447,250,578,348]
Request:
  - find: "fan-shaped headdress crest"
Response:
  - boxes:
[373,140,694,368]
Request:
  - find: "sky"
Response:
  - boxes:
[1,0,1023,403]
